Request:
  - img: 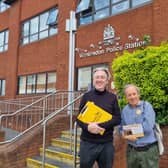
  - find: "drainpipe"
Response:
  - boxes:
[66,10,77,103]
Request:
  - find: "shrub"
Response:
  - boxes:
[112,42,168,125]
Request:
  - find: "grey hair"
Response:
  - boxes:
[93,67,111,80]
[123,84,140,95]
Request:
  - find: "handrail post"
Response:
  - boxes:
[0,116,2,130]
[73,121,78,168]
[42,98,46,120]
[69,93,74,153]
[42,121,46,168]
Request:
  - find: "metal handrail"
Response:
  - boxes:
[0,91,58,144]
[0,90,83,145]
[41,93,83,168]
[0,95,43,114]
[0,90,84,168]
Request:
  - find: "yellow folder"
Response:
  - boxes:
[77,101,112,123]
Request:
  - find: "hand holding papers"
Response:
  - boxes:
[123,124,144,139]
[88,122,105,135]
[77,101,112,135]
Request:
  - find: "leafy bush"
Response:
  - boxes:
[112,42,168,125]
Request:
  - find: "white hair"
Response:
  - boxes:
[123,84,140,95]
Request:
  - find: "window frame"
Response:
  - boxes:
[0,29,9,53]
[17,71,56,95]
[21,7,58,45]
[0,79,5,96]
[76,0,152,26]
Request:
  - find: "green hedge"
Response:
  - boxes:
[112,42,168,125]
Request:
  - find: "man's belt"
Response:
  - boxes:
[128,142,157,152]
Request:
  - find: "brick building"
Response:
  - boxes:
[0,0,168,168]
[0,0,167,100]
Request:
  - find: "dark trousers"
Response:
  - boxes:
[80,140,114,168]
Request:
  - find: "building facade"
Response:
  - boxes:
[0,0,167,100]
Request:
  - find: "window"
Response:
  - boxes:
[94,0,109,10]
[0,30,9,53]
[47,8,59,27]
[76,0,152,25]
[47,72,56,92]
[21,7,58,45]
[111,0,129,15]
[94,7,109,21]
[76,0,91,13]
[77,64,108,91]
[132,0,152,7]
[36,73,46,93]
[18,76,26,94]
[27,75,36,94]
[0,79,5,96]
[2,0,17,5]
[78,67,92,91]
[0,1,9,13]
[18,72,56,94]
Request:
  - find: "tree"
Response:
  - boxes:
[112,42,168,125]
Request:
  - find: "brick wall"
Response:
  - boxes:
[1,0,168,100]
[0,115,71,168]
[113,133,127,168]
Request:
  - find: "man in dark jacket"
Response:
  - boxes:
[77,67,121,168]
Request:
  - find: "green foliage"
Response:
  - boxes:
[112,43,168,125]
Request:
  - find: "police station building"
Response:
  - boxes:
[0,0,167,99]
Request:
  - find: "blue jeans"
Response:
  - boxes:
[80,140,114,168]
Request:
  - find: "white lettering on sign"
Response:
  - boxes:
[78,24,150,58]
[124,41,146,49]
[106,45,123,52]
[79,40,146,58]
[79,49,105,58]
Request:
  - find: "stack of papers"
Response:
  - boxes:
[77,101,112,135]
[77,101,112,123]
[123,124,144,138]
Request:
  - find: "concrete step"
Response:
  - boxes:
[39,146,79,165]
[26,129,80,168]
[1,127,20,141]
[51,137,80,151]
[60,129,81,140]
[26,156,73,168]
